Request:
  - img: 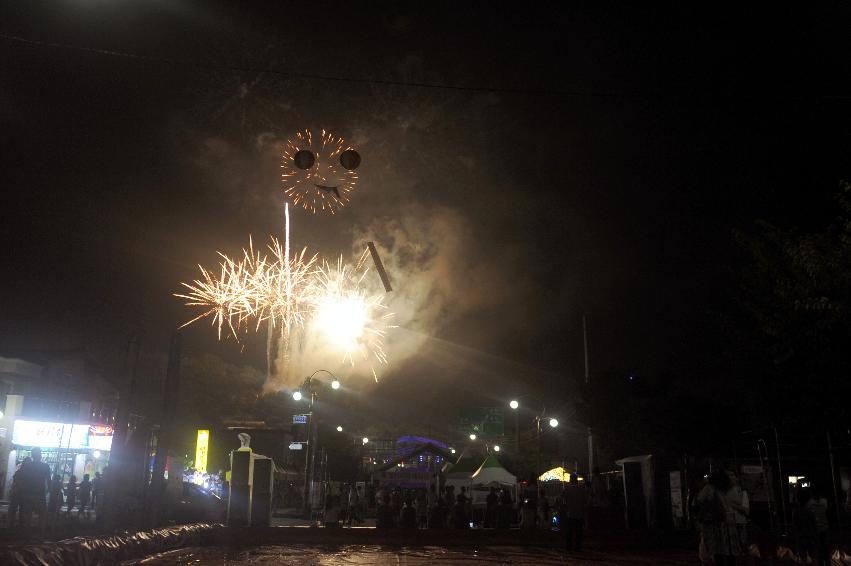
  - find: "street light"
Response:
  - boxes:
[509,400,519,410]
[450,448,456,454]
[336,425,343,432]
[493,445,500,452]
[362,437,369,445]
[297,370,342,517]
[469,433,477,441]
[549,418,559,428]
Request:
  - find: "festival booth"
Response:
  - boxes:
[537,466,577,498]
[469,454,518,508]
[616,454,655,529]
[372,440,453,492]
[442,452,482,498]
[470,455,518,525]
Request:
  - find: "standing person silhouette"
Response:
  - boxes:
[20,448,51,529]
[47,474,63,526]
[78,474,92,518]
[64,475,78,518]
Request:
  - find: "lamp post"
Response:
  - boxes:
[509,399,520,454]
[509,397,558,479]
[293,369,342,517]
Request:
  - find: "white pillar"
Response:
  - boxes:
[4,450,17,499]
[74,453,86,480]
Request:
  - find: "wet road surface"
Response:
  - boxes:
[134,544,695,565]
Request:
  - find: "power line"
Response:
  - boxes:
[0,32,628,98]
[3,32,848,102]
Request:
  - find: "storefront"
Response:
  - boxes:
[3,419,113,497]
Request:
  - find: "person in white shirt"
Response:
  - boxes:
[725,470,750,559]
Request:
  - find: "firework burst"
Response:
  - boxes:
[281,128,361,214]
[175,236,318,341]
[309,251,395,377]
[177,243,393,380]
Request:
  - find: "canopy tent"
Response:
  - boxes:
[469,454,518,507]
[442,451,484,499]
[471,454,516,486]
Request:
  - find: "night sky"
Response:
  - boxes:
[2,3,849,430]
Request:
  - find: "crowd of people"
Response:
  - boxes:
[322,481,589,551]
[694,468,831,566]
[5,447,104,529]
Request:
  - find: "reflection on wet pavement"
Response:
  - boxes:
[135,544,694,565]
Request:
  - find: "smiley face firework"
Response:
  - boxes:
[281,128,361,214]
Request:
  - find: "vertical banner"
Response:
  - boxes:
[195,430,209,474]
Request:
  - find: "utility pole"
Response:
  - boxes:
[535,415,542,479]
[514,411,520,456]
[301,391,314,518]
[774,427,788,535]
[104,331,142,529]
[827,430,842,532]
[584,315,595,482]
[146,331,181,527]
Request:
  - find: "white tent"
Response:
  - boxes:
[442,452,482,497]
[472,454,516,485]
[469,454,517,506]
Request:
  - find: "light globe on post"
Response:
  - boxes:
[509,400,519,410]
[469,433,477,441]
[362,437,369,445]
[493,445,500,452]
[331,379,341,390]
[549,417,559,428]
[292,390,303,401]
[336,425,343,432]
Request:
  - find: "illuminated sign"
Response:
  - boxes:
[195,430,209,473]
[13,420,88,449]
[88,424,114,451]
[12,420,113,451]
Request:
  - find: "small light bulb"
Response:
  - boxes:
[292,391,302,401]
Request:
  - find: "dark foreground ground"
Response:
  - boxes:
[133,544,695,565]
[0,522,701,565]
